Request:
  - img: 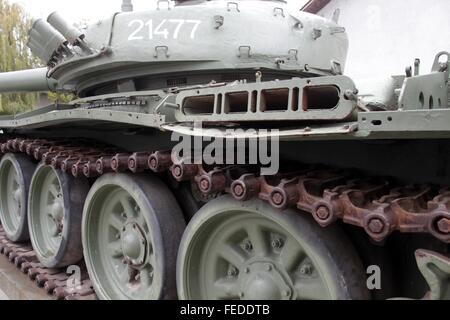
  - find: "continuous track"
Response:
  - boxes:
[1,137,449,244]
[0,226,96,300]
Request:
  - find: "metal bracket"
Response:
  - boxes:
[156,0,171,10]
[329,26,346,35]
[398,71,448,110]
[312,28,322,40]
[293,20,304,30]
[332,8,340,23]
[227,2,240,12]
[238,46,252,58]
[214,15,224,29]
[273,7,285,17]
[331,60,342,75]
[288,49,299,61]
[431,51,449,73]
[154,46,170,58]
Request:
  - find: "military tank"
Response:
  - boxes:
[0,0,448,300]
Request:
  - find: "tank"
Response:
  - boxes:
[0,0,448,300]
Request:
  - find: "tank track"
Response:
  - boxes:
[1,137,449,244]
[0,226,96,300]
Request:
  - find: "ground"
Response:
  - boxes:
[0,288,8,300]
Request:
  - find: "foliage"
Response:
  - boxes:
[47,92,76,104]
[0,0,40,115]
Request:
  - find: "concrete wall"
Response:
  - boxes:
[317,0,450,81]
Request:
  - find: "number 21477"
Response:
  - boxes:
[128,19,202,41]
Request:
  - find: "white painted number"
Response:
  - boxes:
[155,19,169,39]
[145,20,153,40]
[186,20,202,39]
[128,20,144,41]
[128,19,202,41]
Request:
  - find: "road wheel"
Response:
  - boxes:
[82,173,186,300]
[28,164,89,268]
[177,196,370,300]
[0,153,35,242]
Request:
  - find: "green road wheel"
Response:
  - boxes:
[177,196,370,300]
[0,153,35,242]
[28,164,89,268]
[82,173,186,300]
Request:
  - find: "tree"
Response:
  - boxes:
[0,0,40,115]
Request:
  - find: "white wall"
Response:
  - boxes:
[318,0,450,80]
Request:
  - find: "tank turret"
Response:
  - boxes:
[0,0,349,97]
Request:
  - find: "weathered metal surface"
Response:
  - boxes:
[1,1,347,97]
[357,109,450,137]
[163,121,359,141]
[0,108,165,130]
[1,137,449,244]
[175,75,357,122]
[176,194,370,300]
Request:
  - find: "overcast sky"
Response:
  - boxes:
[9,0,309,23]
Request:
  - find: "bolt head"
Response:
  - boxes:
[200,178,210,191]
[271,191,284,206]
[150,158,157,169]
[233,184,245,197]
[244,267,250,274]
[316,206,331,220]
[174,166,182,177]
[437,218,450,234]
[368,218,385,234]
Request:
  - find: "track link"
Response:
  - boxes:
[0,226,96,300]
[1,137,450,244]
